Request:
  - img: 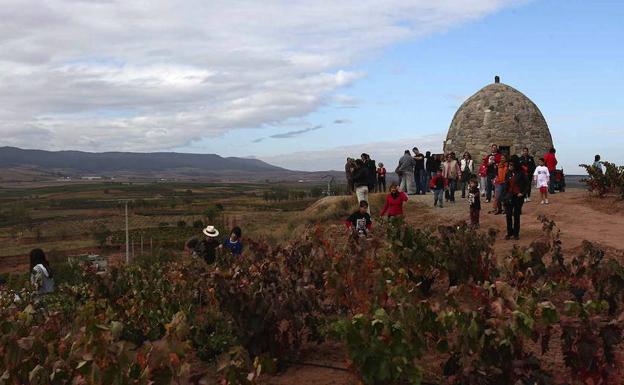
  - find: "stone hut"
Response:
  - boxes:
[443,76,553,161]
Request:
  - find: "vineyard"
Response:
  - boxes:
[2,214,624,385]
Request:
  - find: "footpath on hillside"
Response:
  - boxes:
[398,189,624,256]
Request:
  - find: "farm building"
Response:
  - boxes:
[443,76,554,159]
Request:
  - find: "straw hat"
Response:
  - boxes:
[202,225,219,238]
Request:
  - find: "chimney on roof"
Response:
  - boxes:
[494,75,500,84]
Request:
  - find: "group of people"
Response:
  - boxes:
[185,225,244,265]
[345,144,568,241]
[1,225,246,303]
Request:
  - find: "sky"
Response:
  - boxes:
[1,0,622,173]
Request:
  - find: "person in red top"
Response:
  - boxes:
[376,163,387,192]
[543,147,558,194]
[429,169,449,208]
[380,183,408,218]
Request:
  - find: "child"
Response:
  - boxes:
[429,169,448,208]
[380,183,408,218]
[222,226,243,256]
[467,178,481,229]
[478,161,488,197]
[345,200,372,238]
[533,158,550,204]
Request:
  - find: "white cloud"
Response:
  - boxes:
[0,0,519,152]
[261,134,445,171]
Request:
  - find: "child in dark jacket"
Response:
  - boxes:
[467,178,481,229]
[429,169,448,208]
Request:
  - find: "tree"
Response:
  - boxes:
[204,204,223,224]
[92,223,111,249]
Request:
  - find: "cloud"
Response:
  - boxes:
[0,0,519,152]
[334,119,352,124]
[270,125,322,139]
[333,94,361,109]
[252,138,265,143]
[261,133,444,171]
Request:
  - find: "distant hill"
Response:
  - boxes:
[0,146,285,174]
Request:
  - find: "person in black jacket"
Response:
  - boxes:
[424,151,434,193]
[518,147,536,202]
[503,161,529,240]
[361,153,377,192]
[413,148,426,195]
[352,159,371,213]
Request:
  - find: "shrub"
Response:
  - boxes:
[580,161,624,198]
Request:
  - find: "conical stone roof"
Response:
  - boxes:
[443,77,553,160]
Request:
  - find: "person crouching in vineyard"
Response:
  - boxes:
[467,178,481,229]
[30,248,54,297]
[221,226,243,257]
[185,225,221,264]
[345,200,372,239]
[379,183,408,221]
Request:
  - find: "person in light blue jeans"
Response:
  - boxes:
[429,169,448,208]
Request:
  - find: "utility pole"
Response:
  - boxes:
[125,201,130,263]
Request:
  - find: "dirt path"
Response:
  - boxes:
[401,189,624,254]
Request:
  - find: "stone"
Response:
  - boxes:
[443,77,554,161]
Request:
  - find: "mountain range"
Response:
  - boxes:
[0,146,335,183]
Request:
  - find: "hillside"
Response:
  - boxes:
[0,146,284,173]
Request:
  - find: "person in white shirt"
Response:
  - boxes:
[533,158,550,204]
[460,152,475,199]
[30,248,55,296]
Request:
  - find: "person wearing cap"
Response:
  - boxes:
[185,225,221,264]
[221,226,243,257]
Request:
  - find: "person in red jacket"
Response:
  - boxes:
[380,183,408,218]
[543,147,558,194]
[376,163,387,192]
[429,169,449,208]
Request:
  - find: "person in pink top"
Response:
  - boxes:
[543,147,558,194]
[380,183,409,218]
